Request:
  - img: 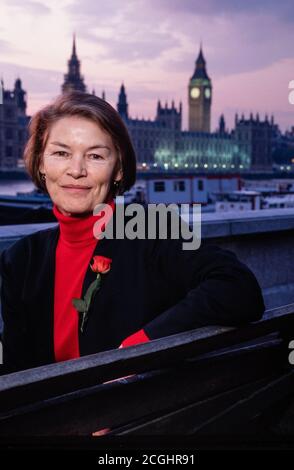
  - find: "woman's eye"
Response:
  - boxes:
[88,154,103,160]
[54,151,68,157]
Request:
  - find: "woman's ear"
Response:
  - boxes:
[114,166,123,183]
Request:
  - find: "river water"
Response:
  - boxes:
[0,180,35,196]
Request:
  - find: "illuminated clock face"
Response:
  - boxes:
[190,87,200,99]
[205,88,211,99]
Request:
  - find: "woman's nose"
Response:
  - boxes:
[66,154,87,177]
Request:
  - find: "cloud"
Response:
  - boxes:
[66,0,294,75]
[91,32,179,62]
[0,39,15,53]
[66,0,182,62]
[151,0,294,22]
[5,0,51,15]
[0,60,62,95]
[66,0,123,20]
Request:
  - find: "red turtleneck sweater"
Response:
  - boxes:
[52,200,149,362]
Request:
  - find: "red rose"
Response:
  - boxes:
[90,255,112,274]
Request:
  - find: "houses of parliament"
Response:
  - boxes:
[0,35,274,171]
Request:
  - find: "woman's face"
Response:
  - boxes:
[39,116,122,216]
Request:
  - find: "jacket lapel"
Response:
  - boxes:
[34,224,60,366]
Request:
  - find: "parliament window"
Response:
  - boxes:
[173,180,185,191]
[154,181,165,192]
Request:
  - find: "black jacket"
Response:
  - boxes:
[0,206,265,374]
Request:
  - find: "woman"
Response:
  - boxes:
[0,91,265,375]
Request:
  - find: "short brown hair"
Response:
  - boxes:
[23,90,137,196]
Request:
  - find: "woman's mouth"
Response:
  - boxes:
[61,185,91,193]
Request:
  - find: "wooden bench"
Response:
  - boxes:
[0,304,293,443]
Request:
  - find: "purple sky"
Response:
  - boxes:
[0,0,293,131]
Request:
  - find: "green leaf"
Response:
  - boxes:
[80,312,88,333]
[84,278,101,308]
[72,298,87,312]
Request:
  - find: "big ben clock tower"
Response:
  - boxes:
[188,45,212,132]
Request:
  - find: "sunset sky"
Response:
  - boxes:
[0,0,293,132]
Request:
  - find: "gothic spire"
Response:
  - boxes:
[191,43,210,80]
[117,82,128,119]
[72,33,77,58]
[61,34,86,93]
